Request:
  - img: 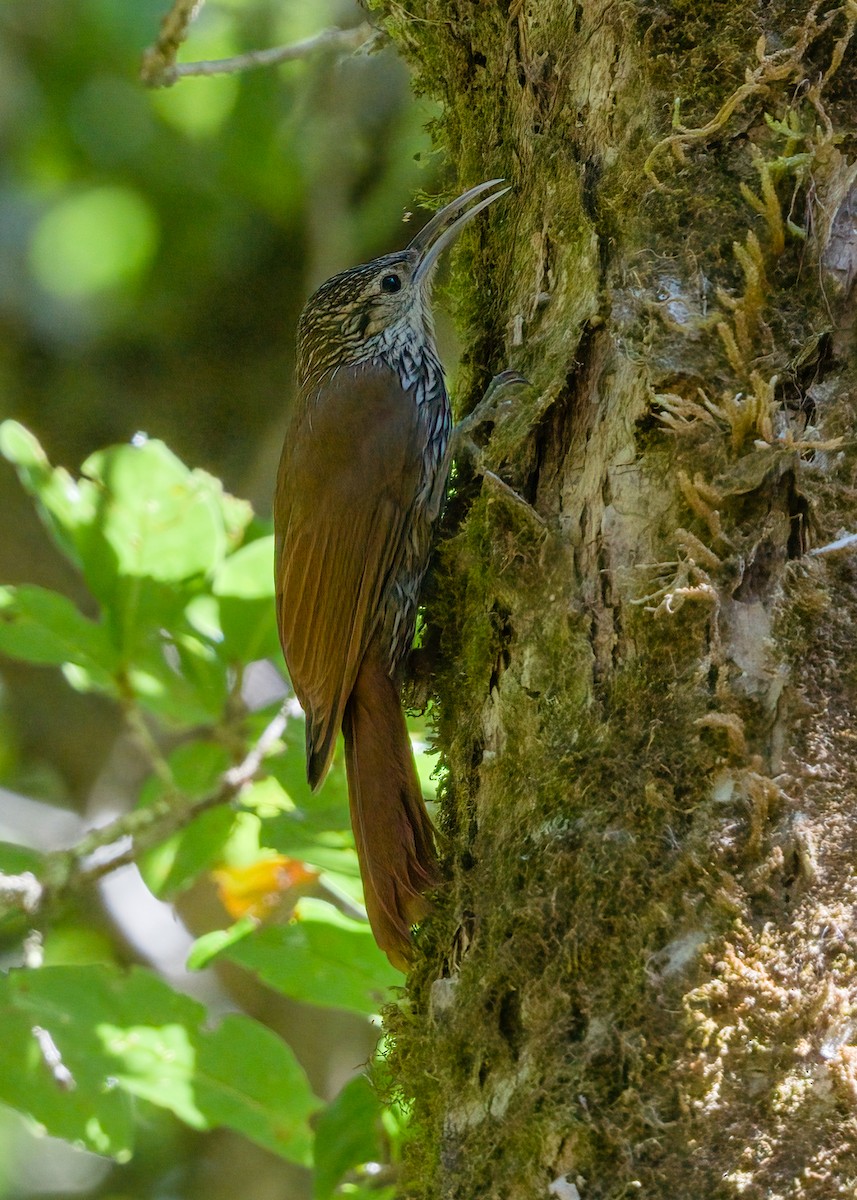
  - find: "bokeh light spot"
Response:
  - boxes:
[148,11,240,138]
[29,186,159,298]
[150,75,239,139]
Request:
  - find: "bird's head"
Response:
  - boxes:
[296,179,509,388]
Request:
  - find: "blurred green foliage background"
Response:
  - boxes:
[0,2,443,1197]
[0,0,437,801]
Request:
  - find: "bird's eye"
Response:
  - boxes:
[380,273,402,294]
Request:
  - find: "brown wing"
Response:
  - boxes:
[274,361,424,789]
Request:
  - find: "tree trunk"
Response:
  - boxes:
[373,0,857,1196]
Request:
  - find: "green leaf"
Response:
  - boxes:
[313,1075,383,1200]
[0,842,44,877]
[137,742,234,897]
[190,468,255,549]
[150,806,236,900]
[0,585,117,686]
[0,421,97,566]
[196,1014,320,1162]
[187,916,257,971]
[42,924,117,969]
[262,733,352,838]
[1,426,240,700]
[217,898,404,1013]
[255,745,360,887]
[250,741,364,900]
[212,535,280,663]
[214,535,275,601]
[185,592,222,643]
[0,964,319,1163]
[0,423,264,714]
[170,631,230,713]
[81,439,225,583]
[0,426,254,593]
[141,739,232,802]
[0,969,136,1159]
[265,722,326,805]
[104,1012,320,1164]
[124,638,229,725]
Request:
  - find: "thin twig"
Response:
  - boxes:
[0,707,291,923]
[140,0,205,87]
[122,700,178,793]
[223,708,287,788]
[482,470,547,528]
[143,21,378,88]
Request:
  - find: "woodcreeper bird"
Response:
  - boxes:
[274,179,509,969]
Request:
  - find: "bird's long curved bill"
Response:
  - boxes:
[410,178,510,285]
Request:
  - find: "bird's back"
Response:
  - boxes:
[275,358,445,788]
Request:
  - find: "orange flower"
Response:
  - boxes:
[212,856,318,920]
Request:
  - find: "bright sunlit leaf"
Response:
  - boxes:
[0,420,97,565]
[81,439,226,583]
[212,534,280,663]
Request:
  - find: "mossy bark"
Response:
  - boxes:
[371,1,857,1195]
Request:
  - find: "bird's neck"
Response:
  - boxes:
[375,324,445,412]
[300,324,446,414]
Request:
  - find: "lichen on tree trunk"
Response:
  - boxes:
[371,1,857,1195]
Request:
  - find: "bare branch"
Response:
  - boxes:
[142,19,379,89]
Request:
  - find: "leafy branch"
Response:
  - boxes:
[0,708,289,925]
[0,420,408,1170]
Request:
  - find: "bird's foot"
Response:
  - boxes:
[452,369,530,448]
[452,371,545,528]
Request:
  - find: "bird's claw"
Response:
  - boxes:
[450,371,544,528]
[454,369,531,444]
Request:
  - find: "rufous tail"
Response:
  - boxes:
[342,648,439,970]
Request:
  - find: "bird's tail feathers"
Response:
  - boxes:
[342,652,439,970]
